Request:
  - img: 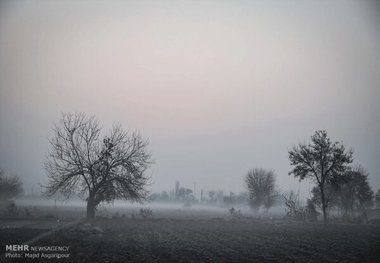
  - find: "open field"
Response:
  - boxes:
[36,218,379,263]
[1,203,380,262]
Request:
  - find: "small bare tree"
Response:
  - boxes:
[44,113,152,218]
[245,168,277,211]
[283,190,306,221]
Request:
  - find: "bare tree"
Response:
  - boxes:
[288,130,353,224]
[0,169,23,200]
[44,113,152,218]
[283,190,319,222]
[283,190,305,221]
[245,168,277,211]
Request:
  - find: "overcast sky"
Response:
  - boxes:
[0,0,379,199]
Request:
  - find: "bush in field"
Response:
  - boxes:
[245,168,277,211]
[284,191,320,222]
[284,191,306,221]
[229,207,243,219]
[140,208,153,218]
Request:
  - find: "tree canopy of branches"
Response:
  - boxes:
[288,130,353,224]
[245,168,277,211]
[44,113,152,218]
[0,170,23,200]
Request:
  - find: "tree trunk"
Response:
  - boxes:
[320,186,328,225]
[87,194,96,219]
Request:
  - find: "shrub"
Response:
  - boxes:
[140,208,153,218]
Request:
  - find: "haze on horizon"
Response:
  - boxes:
[0,0,379,200]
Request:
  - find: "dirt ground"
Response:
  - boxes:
[5,218,378,263]
[1,204,380,262]
[0,228,47,253]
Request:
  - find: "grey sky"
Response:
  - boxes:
[0,0,379,198]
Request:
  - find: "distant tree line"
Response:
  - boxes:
[147,129,376,225]
[148,181,249,207]
[39,113,377,222]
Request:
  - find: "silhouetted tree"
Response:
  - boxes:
[311,166,373,217]
[288,130,353,224]
[245,168,276,211]
[0,170,23,200]
[44,113,151,218]
[338,166,373,213]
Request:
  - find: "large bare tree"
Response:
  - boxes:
[44,113,152,218]
[288,130,353,224]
